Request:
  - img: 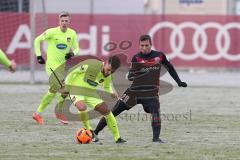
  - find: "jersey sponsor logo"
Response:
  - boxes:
[86,79,98,87]
[140,66,160,72]
[56,44,67,50]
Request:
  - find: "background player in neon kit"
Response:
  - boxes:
[94,34,187,143]
[0,49,16,72]
[32,11,79,125]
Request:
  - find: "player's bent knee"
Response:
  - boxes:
[94,102,110,115]
[75,101,86,111]
[49,88,57,93]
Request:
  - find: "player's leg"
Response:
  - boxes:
[79,111,92,130]
[32,66,61,124]
[94,100,128,135]
[86,97,126,143]
[76,101,92,130]
[37,88,57,113]
[32,87,57,124]
[95,103,126,143]
[72,95,93,130]
[55,95,69,124]
[95,89,136,135]
[141,98,163,143]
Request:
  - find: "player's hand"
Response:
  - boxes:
[111,92,118,99]
[9,60,16,73]
[60,87,69,98]
[37,56,45,64]
[65,52,74,60]
[178,81,187,87]
[61,91,69,99]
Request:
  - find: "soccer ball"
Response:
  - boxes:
[75,128,93,144]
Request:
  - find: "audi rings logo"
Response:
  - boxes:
[149,22,240,61]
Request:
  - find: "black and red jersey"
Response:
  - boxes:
[128,50,181,90]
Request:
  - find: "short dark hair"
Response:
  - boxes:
[59,11,70,18]
[139,34,152,45]
[108,55,121,71]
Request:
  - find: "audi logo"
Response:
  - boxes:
[149,22,240,61]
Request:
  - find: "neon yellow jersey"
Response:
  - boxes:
[0,49,11,68]
[34,27,79,74]
[65,62,113,94]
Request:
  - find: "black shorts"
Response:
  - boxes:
[120,86,160,113]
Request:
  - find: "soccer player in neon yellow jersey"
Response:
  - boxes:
[32,11,79,125]
[65,55,126,143]
[0,49,16,72]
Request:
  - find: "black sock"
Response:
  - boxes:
[151,112,161,140]
[94,117,106,135]
[94,100,128,135]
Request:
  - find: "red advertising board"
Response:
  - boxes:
[1,13,240,67]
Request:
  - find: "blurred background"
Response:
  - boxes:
[0,0,240,84]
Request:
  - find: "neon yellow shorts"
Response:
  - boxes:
[70,94,104,109]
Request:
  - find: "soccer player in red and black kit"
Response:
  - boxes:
[94,34,187,143]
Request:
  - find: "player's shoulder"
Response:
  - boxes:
[42,27,58,36]
[46,27,58,32]
[152,50,167,59]
[151,50,165,56]
[131,52,141,62]
[67,28,77,34]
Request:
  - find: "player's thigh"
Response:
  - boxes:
[70,95,87,111]
[111,100,129,116]
[140,97,160,113]
[84,96,104,110]
[84,96,112,115]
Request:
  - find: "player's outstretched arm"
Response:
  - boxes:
[161,54,187,87]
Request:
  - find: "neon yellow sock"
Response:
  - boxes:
[57,96,65,113]
[79,111,92,130]
[105,112,120,141]
[37,90,56,113]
